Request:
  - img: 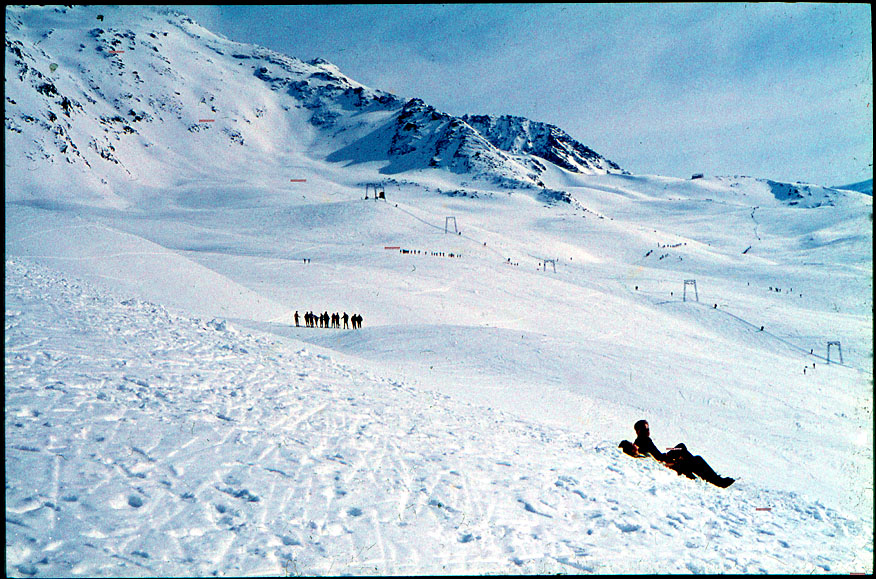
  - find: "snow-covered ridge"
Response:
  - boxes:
[834,178,873,197]
[6,5,865,208]
[463,113,624,175]
[5,4,624,206]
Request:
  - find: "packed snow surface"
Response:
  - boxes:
[5,257,872,576]
[5,4,873,576]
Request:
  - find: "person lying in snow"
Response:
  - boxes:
[619,420,735,488]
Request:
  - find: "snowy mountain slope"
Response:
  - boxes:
[327,97,552,188]
[5,203,293,322]
[7,166,871,544]
[559,174,873,265]
[5,5,344,206]
[5,4,873,577]
[835,178,874,197]
[4,4,621,208]
[462,113,624,175]
[6,257,872,576]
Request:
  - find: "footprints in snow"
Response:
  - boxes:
[108,493,145,510]
[216,485,260,502]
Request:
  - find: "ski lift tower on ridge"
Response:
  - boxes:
[365,183,386,200]
[827,341,843,365]
[683,279,699,302]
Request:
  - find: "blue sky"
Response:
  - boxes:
[180,4,872,186]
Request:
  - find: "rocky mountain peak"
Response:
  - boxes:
[462,114,623,175]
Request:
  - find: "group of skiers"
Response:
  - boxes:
[294,310,362,329]
[399,248,461,258]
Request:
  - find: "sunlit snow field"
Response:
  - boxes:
[5,4,873,576]
[7,168,873,575]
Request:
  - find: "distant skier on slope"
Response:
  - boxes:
[619,420,735,488]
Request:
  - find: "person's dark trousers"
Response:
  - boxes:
[667,443,722,485]
[678,456,722,483]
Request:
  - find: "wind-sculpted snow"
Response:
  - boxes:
[5,258,872,576]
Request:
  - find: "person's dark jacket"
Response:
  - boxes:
[634,435,669,462]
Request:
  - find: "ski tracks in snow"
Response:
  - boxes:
[5,257,872,576]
